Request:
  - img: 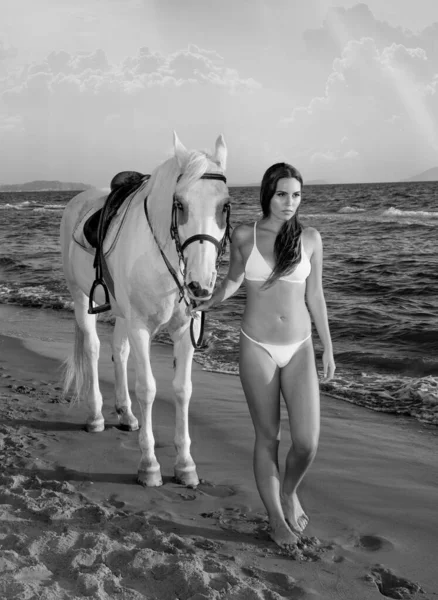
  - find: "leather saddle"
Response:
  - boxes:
[83,170,146,248]
[85,170,148,314]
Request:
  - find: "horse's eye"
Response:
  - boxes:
[175,200,184,211]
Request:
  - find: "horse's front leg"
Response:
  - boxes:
[170,323,199,487]
[112,317,139,431]
[128,325,162,487]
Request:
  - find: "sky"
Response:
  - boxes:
[1,0,438,185]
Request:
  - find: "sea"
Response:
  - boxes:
[1,182,437,425]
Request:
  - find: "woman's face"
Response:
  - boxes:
[268,177,301,221]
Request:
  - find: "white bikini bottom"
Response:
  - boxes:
[241,330,311,369]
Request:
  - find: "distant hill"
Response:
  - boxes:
[404,167,438,182]
[0,180,93,192]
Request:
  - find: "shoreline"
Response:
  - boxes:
[1,304,437,599]
[1,301,437,427]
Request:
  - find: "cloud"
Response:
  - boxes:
[0,45,262,184]
[0,115,23,132]
[3,45,260,108]
[0,39,18,61]
[303,3,438,69]
[282,37,438,182]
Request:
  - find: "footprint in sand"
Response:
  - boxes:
[197,480,236,498]
[73,505,111,524]
[356,534,394,552]
[157,479,237,502]
[107,494,126,510]
[242,567,308,599]
[202,507,269,538]
[367,565,424,598]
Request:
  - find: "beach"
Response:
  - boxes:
[3,0,438,597]
[0,303,437,600]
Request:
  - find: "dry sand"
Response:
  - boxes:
[0,304,437,600]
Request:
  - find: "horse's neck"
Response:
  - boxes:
[146,193,174,249]
[129,188,176,261]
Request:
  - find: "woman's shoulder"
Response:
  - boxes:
[301,226,322,256]
[302,226,322,243]
[231,222,255,245]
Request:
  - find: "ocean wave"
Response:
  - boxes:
[335,349,438,376]
[0,284,73,311]
[0,257,17,267]
[321,373,438,425]
[382,207,438,219]
[311,210,438,227]
[0,201,32,210]
[388,190,414,199]
[338,206,366,213]
[32,206,65,212]
[0,199,65,211]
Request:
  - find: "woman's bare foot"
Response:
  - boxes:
[282,492,309,533]
[269,517,298,547]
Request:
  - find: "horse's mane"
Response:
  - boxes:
[145,150,223,246]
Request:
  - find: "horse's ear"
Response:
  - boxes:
[173,131,189,169]
[214,134,227,171]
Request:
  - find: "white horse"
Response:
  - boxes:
[60,133,230,487]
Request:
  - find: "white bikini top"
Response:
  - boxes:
[244,222,311,284]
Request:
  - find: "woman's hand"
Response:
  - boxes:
[322,348,336,381]
[194,296,217,312]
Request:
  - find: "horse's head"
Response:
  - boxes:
[172,133,230,300]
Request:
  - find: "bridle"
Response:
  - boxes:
[170,173,231,271]
[144,172,232,349]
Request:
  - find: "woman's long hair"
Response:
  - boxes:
[259,163,304,288]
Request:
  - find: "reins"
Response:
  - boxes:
[144,171,231,349]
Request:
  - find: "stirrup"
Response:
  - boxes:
[88,279,111,314]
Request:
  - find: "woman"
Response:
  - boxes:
[197,163,335,547]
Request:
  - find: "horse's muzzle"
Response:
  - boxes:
[187,281,211,298]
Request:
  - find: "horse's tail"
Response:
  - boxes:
[62,322,89,405]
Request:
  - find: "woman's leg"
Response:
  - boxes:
[280,337,320,533]
[239,332,298,547]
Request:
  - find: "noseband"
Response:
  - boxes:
[144,172,231,349]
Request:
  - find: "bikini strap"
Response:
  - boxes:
[253,221,257,245]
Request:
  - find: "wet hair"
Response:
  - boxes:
[259,163,304,288]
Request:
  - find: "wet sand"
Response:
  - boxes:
[0,304,437,600]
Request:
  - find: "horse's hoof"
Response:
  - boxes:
[116,408,139,431]
[137,470,163,487]
[174,468,200,488]
[85,420,105,433]
[118,418,139,432]
[118,423,139,432]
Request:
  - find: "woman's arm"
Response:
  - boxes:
[305,228,336,379]
[197,225,246,310]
